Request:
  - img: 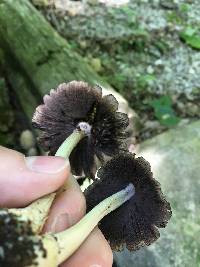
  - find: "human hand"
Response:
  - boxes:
[0,146,113,267]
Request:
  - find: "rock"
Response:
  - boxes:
[99,0,130,7]
[176,101,185,114]
[154,59,164,66]
[114,121,200,267]
[90,58,102,73]
[54,0,85,15]
[178,118,190,127]
[79,40,87,49]
[160,0,177,10]
[185,103,199,117]
[146,66,154,74]
[144,120,160,130]
[20,130,35,150]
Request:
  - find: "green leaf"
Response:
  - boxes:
[180,28,200,50]
[137,74,156,88]
[150,96,180,127]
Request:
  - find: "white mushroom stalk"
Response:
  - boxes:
[6,193,56,233]
[28,184,135,267]
[55,183,135,263]
[55,129,85,158]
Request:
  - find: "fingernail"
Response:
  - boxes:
[50,213,71,233]
[25,156,69,174]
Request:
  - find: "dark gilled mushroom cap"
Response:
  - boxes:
[84,153,172,251]
[0,210,46,267]
[32,81,129,178]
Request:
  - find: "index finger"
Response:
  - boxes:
[43,174,86,232]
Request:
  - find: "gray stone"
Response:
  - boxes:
[144,120,160,130]
[20,130,35,150]
[114,120,200,267]
[90,58,102,73]
[185,103,199,117]
[146,66,154,74]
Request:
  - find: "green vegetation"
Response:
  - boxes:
[150,96,180,127]
[39,0,199,135]
[180,27,200,50]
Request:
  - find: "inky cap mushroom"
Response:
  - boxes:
[84,152,172,251]
[32,81,129,178]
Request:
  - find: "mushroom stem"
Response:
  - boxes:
[55,183,135,264]
[55,130,85,158]
[29,235,59,267]
[8,193,56,233]
[29,184,135,266]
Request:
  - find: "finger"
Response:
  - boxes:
[43,174,86,232]
[61,228,113,267]
[0,146,70,207]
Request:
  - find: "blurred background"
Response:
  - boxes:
[0,0,199,266]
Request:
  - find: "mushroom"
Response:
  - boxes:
[32,81,129,178]
[85,152,172,251]
[23,80,129,232]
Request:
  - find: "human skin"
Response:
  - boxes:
[0,146,113,267]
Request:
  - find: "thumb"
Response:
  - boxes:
[0,146,70,208]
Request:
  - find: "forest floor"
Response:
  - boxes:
[37,0,200,141]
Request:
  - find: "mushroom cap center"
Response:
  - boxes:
[77,122,92,136]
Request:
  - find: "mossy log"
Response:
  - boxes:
[0,0,109,118]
